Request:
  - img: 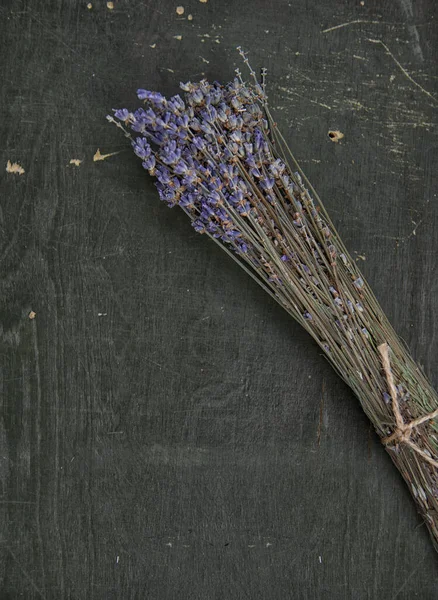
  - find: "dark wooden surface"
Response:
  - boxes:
[1,0,437,598]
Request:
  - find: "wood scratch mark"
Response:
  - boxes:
[389,554,427,600]
[322,20,385,34]
[317,380,324,446]
[367,39,437,105]
[367,422,373,462]
[278,86,332,110]
[93,149,121,162]
[7,547,47,599]
[0,500,36,504]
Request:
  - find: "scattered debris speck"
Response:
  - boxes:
[150,43,156,48]
[188,14,193,20]
[176,6,184,15]
[328,130,344,143]
[107,1,114,9]
[6,160,25,175]
[199,0,207,3]
[87,2,92,8]
[29,311,36,320]
[93,148,120,162]
[389,74,395,82]
[200,56,209,64]
[360,0,365,5]
[69,159,82,167]
[174,35,182,40]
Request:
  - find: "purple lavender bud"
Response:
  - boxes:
[137,89,166,107]
[269,159,285,178]
[383,392,391,405]
[208,191,221,205]
[179,193,195,208]
[200,121,214,135]
[192,219,206,233]
[353,277,364,289]
[281,255,289,261]
[191,89,204,104]
[236,202,251,216]
[174,160,189,175]
[231,96,242,110]
[230,190,243,206]
[303,311,313,320]
[113,108,130,121]
[156,166,172,184]
[142,155,156,171]
[132,137,151,159]
[230,131,242,143]
[261,177,275,191]
[200,202,215,218]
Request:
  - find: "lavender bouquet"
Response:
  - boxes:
[108,50,438,552]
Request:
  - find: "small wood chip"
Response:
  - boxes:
[107,1,114,9]
[6,160,25,175]
[93,148,120,162]
[328,130,344,143]
[29,311,36,320]
[69,159,82,167]
[176,6,184,15]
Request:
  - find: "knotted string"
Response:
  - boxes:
[378,343,438,469]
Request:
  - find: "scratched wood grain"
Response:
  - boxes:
[0,0,437,598]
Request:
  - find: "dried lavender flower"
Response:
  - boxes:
[108,50,438,553]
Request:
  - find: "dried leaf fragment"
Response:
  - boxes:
[69,159,82,167]
[87,2,92,8]
[6,160,25,175]
[328,130,344,143]
[93,148,120,162]
[187,14,193,20]
[176,6,184,15]
[29,311,36,320]
[107,1,114,9]
[174,35,182,40]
